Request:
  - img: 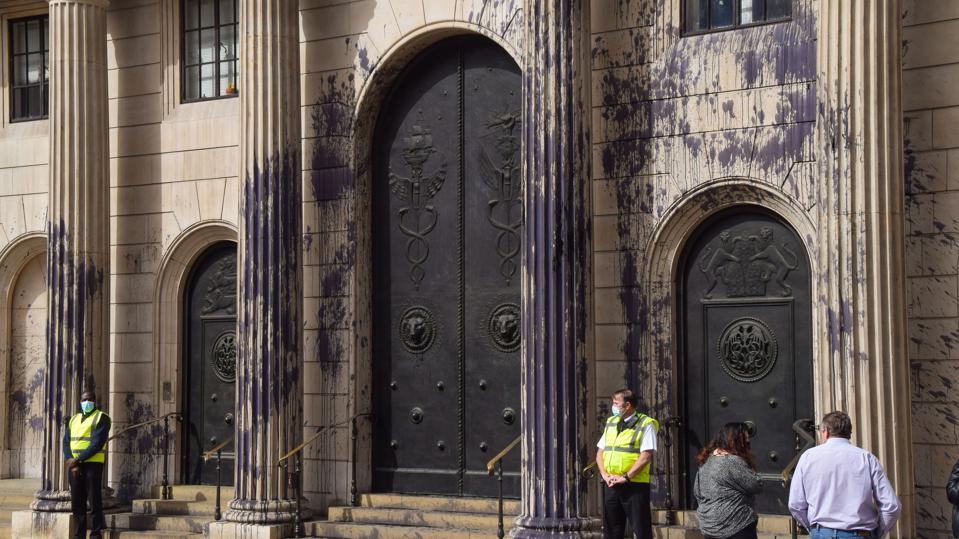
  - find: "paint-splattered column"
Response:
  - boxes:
[223,0,303,526]
[32,0,110,512]
[513,0,596,536]
[816,0,914,536]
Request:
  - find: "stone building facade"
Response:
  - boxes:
[0,0,951,537]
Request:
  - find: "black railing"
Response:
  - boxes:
[486,435,521,539]
[201,437,234,521]
[107,412,183,501]
[660,416,682,525]
[781,418,816,539]
[350,413,373,506]
[278,413,373,538]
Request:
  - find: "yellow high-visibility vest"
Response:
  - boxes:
[69,410,108,464]
[601,413,659,483]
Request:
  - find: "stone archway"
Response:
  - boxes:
[0,233,45,479]
[641,180,817,504]
[153,221,237,483]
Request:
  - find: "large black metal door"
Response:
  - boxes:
[372,36,521,497]
[184,242,237,485]
[682,210,812,514]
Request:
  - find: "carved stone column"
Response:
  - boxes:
[222,0,303,526]
[32,0,110,513]
[512,0,596,537]
[816,1,915,536]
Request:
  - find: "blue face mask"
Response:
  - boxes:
[80,401,94,414]
[611,405,622,417]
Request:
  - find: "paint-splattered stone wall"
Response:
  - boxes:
[902,2,959,536]
[2,254,47,478]
[104,0,239,500]
[589,0,816,490]
[299,0,523,510]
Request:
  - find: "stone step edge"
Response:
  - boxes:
[357,493,522,513]
[328,505,519,530]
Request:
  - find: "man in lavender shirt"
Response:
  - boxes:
[788,411,901,539]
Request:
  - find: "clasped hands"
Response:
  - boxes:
[64,458,80,476]
[602,472,629,487]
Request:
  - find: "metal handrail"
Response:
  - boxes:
[782,418,815,539]
[277,413,373,538]
[200,437,233,522]
[486,435,521,475]
[202,437,234,461]
[661,416,682,525]
[107,411,182,442]
[781,419,815,485]
[277,417,352,465]
[107,412,183,500]
[487,435,521,539]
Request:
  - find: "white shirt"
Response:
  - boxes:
[596,413,657,453]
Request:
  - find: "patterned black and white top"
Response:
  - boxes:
[693,454,762,539]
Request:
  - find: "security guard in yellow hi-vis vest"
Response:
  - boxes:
[596,388,659,539]
[63,389,112,539]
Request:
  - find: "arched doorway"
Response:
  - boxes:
[182,241,236,485]
[681,208,813,513]
[5,253,46,478]
[371,35,522,497]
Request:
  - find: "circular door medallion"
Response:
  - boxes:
[488,303,520,353]
[717,317,778,383]
[212,331,237,383]
[399,306,437,354]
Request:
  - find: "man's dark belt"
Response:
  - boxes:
[811,524,873,537]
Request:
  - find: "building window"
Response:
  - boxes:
[181,0,238,102]
[9,16,49,122]
[685,0,791,34]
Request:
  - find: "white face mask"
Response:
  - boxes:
[611,405,622,417]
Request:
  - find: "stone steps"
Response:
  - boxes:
[355,493,521,514]
[309,493,523,539]
[106,485,222,538]
[0,479,38,539]
[327,506,515,532]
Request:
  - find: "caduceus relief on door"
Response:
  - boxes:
[389,125,448,289]
[478,109,522,285]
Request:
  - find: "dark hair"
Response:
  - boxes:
[821,411,852,439]
[612,389,637,408]
[696,422,756,470]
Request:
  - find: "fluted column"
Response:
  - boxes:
[816,1,914,536]
[33,0,110,512]
[224,0,303,525]
[513,0,595,537]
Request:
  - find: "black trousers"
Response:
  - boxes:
[706,521,759,539]
[603,481,652,539]
[69,461,105,539]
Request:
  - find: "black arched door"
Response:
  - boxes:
[682,209,813,514]
[183,242,237,485]
[372,36,522,497]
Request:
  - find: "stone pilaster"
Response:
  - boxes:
[32,0,110,512]
[512,0,595,537]
[223,0,303,525]
[816,1,915,536]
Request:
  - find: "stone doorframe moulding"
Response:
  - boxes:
[153,220,237,483]
[642,178,817,504]
[0,232,46,478]
[349,22,522,499]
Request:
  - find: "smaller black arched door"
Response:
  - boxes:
[183,242,237,485]
[682,209,813,514]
